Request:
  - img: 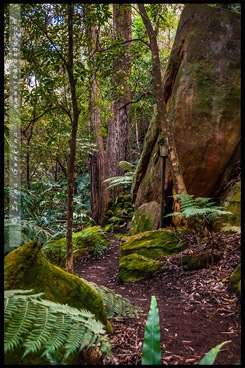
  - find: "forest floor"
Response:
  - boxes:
[73,232,241,365]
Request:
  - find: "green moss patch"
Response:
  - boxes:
[42,226,109,266]
[120,229,187,260]
[103,194,134,233]
[228,263,241,296]
[119,253,168,282]
[4,240,112,332]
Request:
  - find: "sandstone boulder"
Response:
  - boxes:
[132,4,241,215]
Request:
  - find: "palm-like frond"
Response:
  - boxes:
[103,161,136,190]
[4,289,111,361]
[119,161,135,173]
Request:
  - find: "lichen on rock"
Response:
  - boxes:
[4,240,112,332]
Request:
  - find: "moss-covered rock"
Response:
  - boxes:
[129,201,161,235]
[222,181,241,226]
[119,253,168,282]
[4,240,112,332]
[182,253,221,270]
[120,228,187,260]
[42,226,109,266]
[103,194,134,233]
[227,263,241,296]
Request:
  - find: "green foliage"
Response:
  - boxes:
[199,340,231,365]
[4,289,111,362]
[221,224,241,234]
[103,161,136,191]
[4,218,51,254]
[46,352,67,365]
[165,194,232,242]
[141,296,161,365]
[140,298,233,365]
[83,280,142,319]
[42,226,109,266]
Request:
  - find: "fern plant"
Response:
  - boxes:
[103,161,136,191]
[83,280,142,319]
[165,194,232,243]
[4,218,51,254]
[4,289,111,363]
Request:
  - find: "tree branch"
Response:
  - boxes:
[119,91,154,110]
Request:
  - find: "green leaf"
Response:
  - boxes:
[46,352,67,365]
[199,340,231,365]
[141,296,161,365]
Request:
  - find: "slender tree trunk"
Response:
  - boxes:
[105,4,131,200]
[66,4,80,274]
[88,27,108,225]
[138,4,187,196]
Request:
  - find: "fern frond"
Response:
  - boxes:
[221,225,241,234]
[119,161,135,173]
[4,289,111,361]
[83,279,142,318]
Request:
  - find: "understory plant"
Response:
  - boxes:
[165,194,232,243]
[103,161,136,192]
[141,296,234,365]
[4,289,111,363]
[4,284,142,364]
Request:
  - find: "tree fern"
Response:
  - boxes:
[4,289,111,362]
[103,161,136,190]
[83,280,142,319]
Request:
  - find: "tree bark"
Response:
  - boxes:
[105,4,132,200]
[66,4,80,274]
[88,26,108,225]
[138,4,187,196]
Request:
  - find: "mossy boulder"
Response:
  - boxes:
[42,226,109,266]
[4,240,112,332]
[119,254,168,282]
[182,253,221,270]
[103,194,134,233]
[120,229,187,261]
[227,263,241,296]
[222,181,241,226]
[129,201,161,235]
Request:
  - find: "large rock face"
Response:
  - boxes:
[132,4,241,214]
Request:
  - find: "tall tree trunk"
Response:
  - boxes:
[66,4,80,274]
[138,4,187,196]
[105,4,131,200]
[88,26,108,225]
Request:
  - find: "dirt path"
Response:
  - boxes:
[73,234,241,365]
